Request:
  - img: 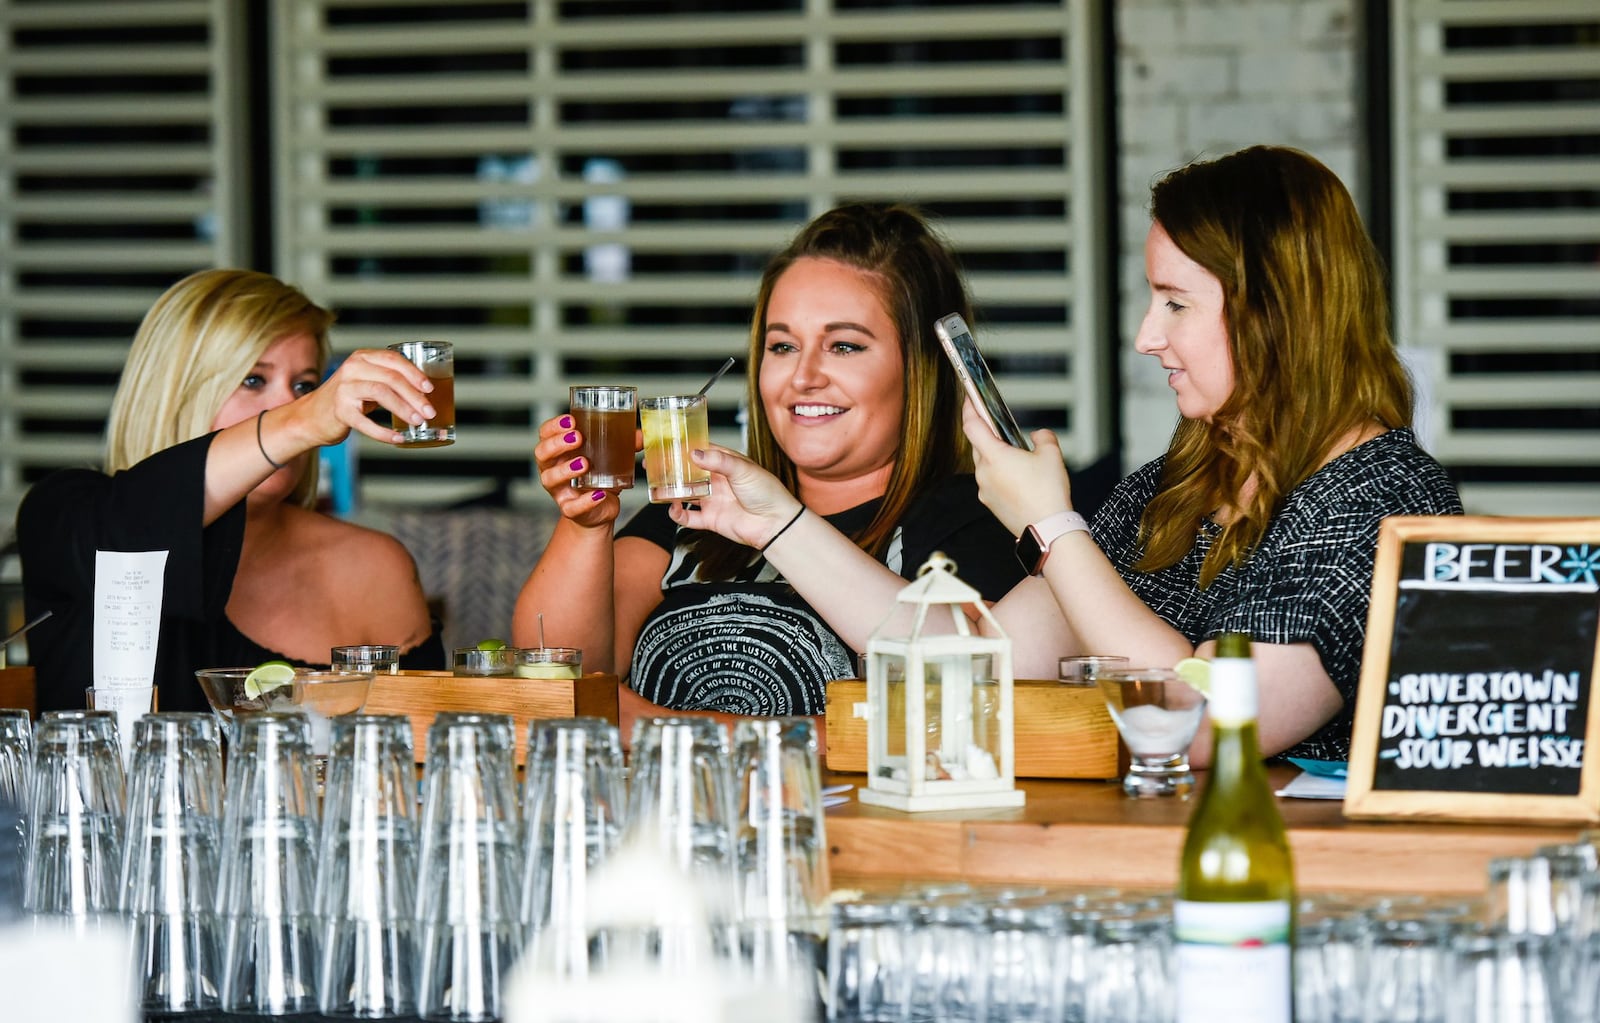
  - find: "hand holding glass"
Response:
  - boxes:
[640,394,711,502]
[387,340,454,447]
[569,385,637,490]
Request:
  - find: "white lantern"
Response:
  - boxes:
[857,552,1025,812]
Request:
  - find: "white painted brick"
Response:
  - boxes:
[1179,2,1295,48]
[1119,52,1234,101]
[1117,104,1183,155]
[1123,390,1180,468]
[1185,96,1356,154]
[1298,0,1356,46]
[1117,4,1182,47]
[1236,47,1353,98]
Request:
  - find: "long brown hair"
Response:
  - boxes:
[1136,146,1413,585]
[694,203,973,580]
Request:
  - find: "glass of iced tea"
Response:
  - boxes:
[387,340,455,447]
[640,394,711,502]
[569,385,637,490]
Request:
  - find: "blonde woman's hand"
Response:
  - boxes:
[668,445,801,550]
[961,399,1075,536]
[533,412,637,528]
[287,347,437,449]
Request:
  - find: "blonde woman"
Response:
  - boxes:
[17,269,444,712]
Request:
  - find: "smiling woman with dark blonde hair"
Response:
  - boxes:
[513,203,1023,737]
[18,268,446,712]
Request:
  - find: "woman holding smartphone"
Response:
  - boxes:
[680,146,1462,764]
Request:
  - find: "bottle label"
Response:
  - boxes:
[1173,899,1291,1023]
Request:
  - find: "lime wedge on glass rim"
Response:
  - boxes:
[1173,656,1211,696]
[244,660,295,699]
[476,638,507,652]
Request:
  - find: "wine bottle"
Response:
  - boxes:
[1174,632,1294,1023]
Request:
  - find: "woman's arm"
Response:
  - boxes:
[1185,638,1343,767]
[669,446,934,653]
[208,347,437,524]
[512,414,668,673]
[965,404,1346,760]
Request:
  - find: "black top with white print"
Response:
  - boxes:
[1092,428,1463,762]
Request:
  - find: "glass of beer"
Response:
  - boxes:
[387,340,455,447]
[640,394,711,502]
[569,385,637,490]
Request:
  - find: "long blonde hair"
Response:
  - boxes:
[1136,146,1414,585]
[105,269,334,507]
[693,203,974,580]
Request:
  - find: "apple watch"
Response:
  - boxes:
[1015,510,1090,576]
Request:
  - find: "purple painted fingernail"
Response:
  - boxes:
[569,458,584,472]
[560,416,573,429]
[590,490,606,502]
[564,431,578,444]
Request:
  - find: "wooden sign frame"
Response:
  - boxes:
[1346,516,1600,824]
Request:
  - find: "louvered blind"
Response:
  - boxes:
[1392,0,1600,514]
[273,0,1110,507]
[0,0,247,523]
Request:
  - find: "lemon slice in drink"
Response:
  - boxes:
[244,660,295,699]
[1173,656,1211,696]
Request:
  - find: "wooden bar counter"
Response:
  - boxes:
[823,766,1578,895]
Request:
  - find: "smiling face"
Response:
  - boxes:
[1134,221,1235,422]
[210,330,322,501]
[758,257,906,495]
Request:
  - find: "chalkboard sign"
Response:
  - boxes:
[1346,516,1600,824]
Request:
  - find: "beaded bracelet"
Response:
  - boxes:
[758,505,806,553]
[256,409,285,471]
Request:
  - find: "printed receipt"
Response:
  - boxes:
[93,549,168,689]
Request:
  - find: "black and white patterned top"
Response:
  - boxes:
[1091,428,1463,761]
[617,474,1024,717]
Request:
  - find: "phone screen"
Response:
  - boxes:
[935,313,1034,450]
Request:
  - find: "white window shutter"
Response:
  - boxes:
[271,1,1111,507]
[1392,0,1600,514]
[0,0,247,520]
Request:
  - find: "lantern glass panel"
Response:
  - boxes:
[919,652,1001,782]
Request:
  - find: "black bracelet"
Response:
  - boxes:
[759,505,805,553]
[256,409,285,471]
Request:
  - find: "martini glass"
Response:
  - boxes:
[196,667,373,787]
[1097,668,1207,797]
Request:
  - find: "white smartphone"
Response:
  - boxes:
[934,312,1034,451]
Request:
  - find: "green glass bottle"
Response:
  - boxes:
[1174,632,1294,1023]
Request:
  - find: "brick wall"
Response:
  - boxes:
[1114,0,1366,467]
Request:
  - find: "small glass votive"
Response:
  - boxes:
[1059,655,1130,686]
[454,646,519,677]
[514,647,583,680]
[331,644,400,674]
[1097,668,1207,798]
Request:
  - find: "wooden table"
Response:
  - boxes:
[824,766,1578,895]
